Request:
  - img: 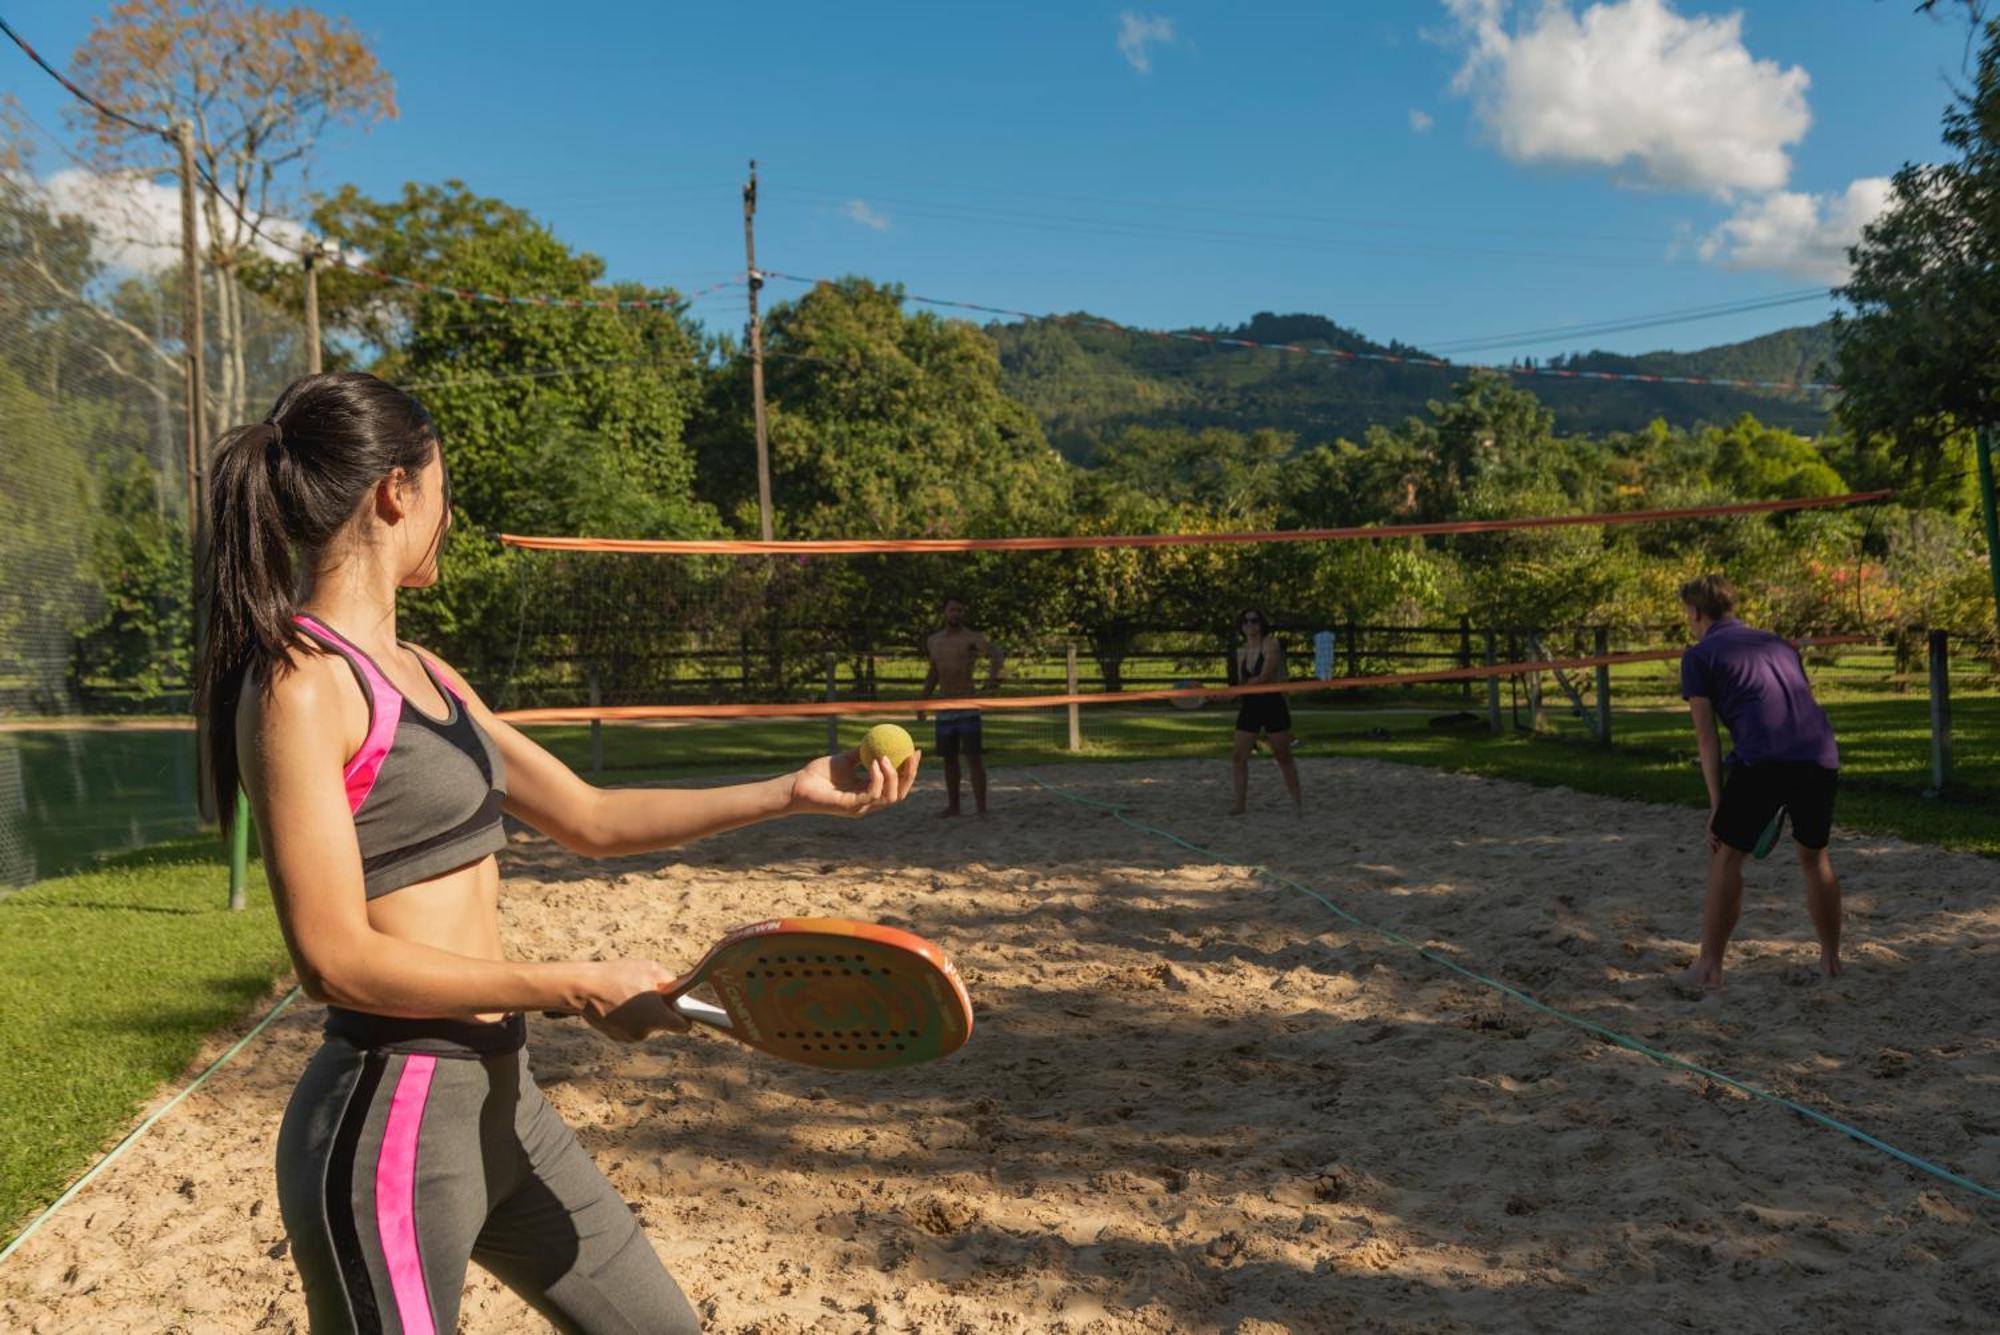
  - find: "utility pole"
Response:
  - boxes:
[743,160,773,541]
[303,245,323,374]
[177,122,207,545]
[177,122,215,832]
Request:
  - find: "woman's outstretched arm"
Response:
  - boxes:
[415,650,920,858]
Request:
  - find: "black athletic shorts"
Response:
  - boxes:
[935,709,983,760]
[1712,761,1838,853]
[1234,693,1292,736]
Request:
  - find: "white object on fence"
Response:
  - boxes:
[1313,630,1336,681]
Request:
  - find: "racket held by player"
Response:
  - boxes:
[548,917,973,1072]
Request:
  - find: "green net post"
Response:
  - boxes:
[229,788,249,911]
[1978,427,2000,646]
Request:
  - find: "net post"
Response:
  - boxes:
[825,652,839,756]
[1594,626,1613,746]
[587,672,603,778]
[1066,642,1082,752]
[1483,631,1501,734]
[1979,427,2000,645]
[1928,629,1952,798]
[228,789,249,911]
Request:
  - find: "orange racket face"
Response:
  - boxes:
[680,918,974,1071]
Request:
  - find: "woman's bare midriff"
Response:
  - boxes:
[364,855,510,1022]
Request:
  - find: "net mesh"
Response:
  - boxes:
[0,167,307,884]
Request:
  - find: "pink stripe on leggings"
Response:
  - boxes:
[375,1054,438,1335]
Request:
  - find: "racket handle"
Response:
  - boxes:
[538,997,729,1027]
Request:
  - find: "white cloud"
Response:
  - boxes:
[38,167,312,274]
[1117,12,1177,74]
[1409,108,1435,133]
[1443,0,1811,197]
[1699,176,1892,282]
[839,198,891,232]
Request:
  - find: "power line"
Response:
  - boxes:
[1,17,725,312]
[0,16,168,139]
[758,270,1843,394]
[1422,290,1833,355]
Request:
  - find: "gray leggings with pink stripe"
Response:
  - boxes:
[277,1031,700,1334]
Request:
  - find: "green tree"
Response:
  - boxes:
[281,183,716,686]
[693,278,1072,539]
[73,452,189,703]
[1092,425,1291,518]
[1705,414,1846,498]
[0,363,97,710]
[1835,19,2000,468]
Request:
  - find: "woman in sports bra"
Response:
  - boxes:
[1229,609,1302,815]
[195,372,919,1334]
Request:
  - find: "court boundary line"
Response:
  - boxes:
[1022,770,2000,1208]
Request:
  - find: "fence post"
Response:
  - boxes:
[1459,614,1473,703]
[587,671,603,778]
[1928,629,1952,797]
[826,652,840,756]
[1594,626,1613,747]
[1483,631,1502,734]
[1525,632,1543,733]
[1066,642,1082,753]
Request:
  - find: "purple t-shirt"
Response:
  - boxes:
[1680,618,1839,769]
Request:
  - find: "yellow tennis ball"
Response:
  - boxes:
[857,723,915,769]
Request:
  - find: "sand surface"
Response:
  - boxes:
[3,757,1998,1333]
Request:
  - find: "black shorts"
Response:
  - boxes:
[1712,761,1838,853]
[935,709,983,760]
[1234,693,1292,736]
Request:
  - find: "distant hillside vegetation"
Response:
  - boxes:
[990,312,1835,460]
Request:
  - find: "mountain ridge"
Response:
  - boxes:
[989,312,1836,460]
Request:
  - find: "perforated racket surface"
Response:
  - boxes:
[666,918,973,1071]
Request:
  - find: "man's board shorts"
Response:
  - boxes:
[1711,761,1838,853]
[277,1013,700,1334]
[934,708,983,759]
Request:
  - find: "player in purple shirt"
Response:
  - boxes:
[1676,575,1844,990]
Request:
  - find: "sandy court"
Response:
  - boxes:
[3,756,1998,1333]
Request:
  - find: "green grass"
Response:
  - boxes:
[0,839,287,1251]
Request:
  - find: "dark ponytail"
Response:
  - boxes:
[196,371,440,824]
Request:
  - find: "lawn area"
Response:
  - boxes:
[519,678,2000,858]
[0,839,287,1251]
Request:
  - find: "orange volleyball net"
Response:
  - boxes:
[484,492,1888,773]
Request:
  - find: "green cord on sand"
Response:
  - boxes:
[1024,772,1999,1208]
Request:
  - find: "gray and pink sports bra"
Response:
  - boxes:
[293,614,508,897]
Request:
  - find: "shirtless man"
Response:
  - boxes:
[920,595,1002,816]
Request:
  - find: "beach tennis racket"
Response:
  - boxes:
[1751,807,1787,860]
[550,918,973,1072]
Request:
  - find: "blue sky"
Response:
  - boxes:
[1,1,1979,361]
